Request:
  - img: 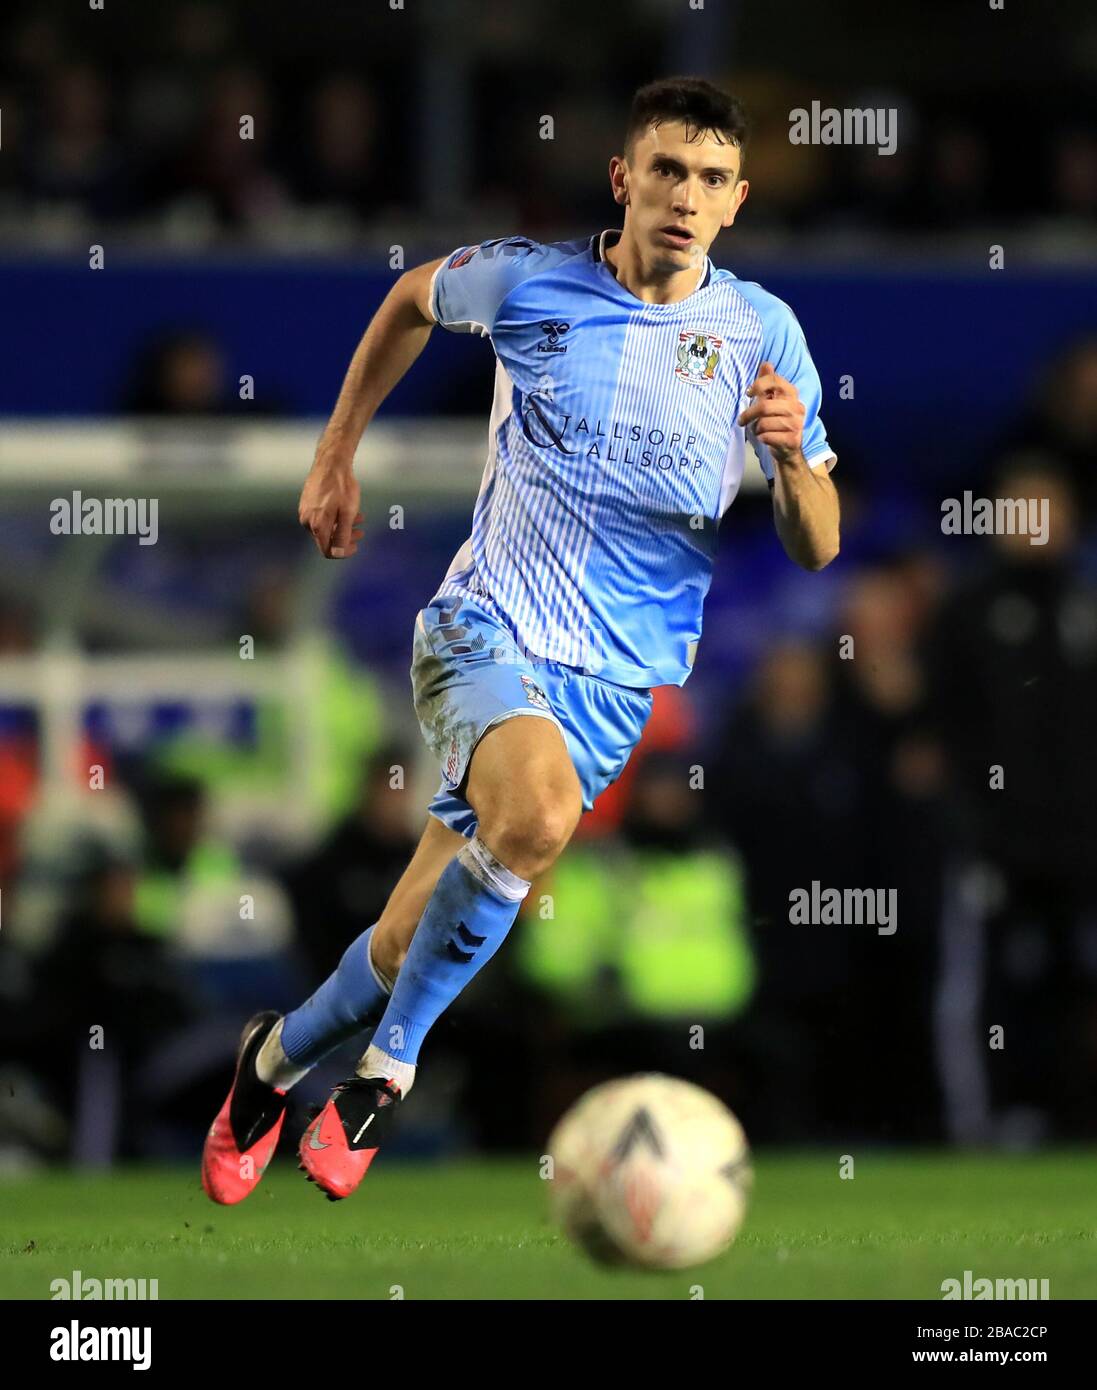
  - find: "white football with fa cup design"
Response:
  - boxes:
[546,1073,752,1270]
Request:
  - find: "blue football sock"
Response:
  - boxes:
[280,922,393,1068]
[369,836,530,1069]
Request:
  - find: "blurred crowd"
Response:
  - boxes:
[0,1,1093,250]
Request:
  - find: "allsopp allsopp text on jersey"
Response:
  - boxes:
[518,398,703,472]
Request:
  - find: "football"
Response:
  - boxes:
[545,1074,752,1270]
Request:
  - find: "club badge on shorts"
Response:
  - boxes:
[520,674,551,711]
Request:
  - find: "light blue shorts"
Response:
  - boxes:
[410,593,654,838]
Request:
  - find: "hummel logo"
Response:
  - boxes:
[536,319,570,354]
[308,1121,330,1151]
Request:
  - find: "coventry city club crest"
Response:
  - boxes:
[675,330,722,385]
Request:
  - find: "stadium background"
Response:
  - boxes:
[0,0,1095,1188]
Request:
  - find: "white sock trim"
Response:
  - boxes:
[356,1043,416,1097]
[460,835,532,902]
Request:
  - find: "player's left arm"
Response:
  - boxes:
[738,361,840,571]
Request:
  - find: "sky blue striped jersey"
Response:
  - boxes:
[427,227,836,688]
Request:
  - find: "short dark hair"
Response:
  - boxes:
[623,76,749,171]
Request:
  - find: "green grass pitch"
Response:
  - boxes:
[1,1151,1094,1300]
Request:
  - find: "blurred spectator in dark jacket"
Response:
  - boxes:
[993,338,1097,523]
[930,458,1097,875]
[286,74,381,220]
[32,851,199,1159]
[827,554,948,1141]
[283,744,419,986]
[708,564,948,1142]
[169,65,287,228]
[928,457,1097,1143]
[707,639,871,1140]
[21,63,130,219]
[710,640,861,989]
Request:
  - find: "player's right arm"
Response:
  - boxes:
[301,237,541,557]
[299,256,445,558]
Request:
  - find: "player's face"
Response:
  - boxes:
[612,120,749,271]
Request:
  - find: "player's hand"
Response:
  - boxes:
[737,361,806,465]
[298,460,364,558]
